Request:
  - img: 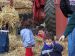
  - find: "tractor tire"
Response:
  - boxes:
[44,0,56,35]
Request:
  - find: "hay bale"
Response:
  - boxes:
[13,0,32,8]
[17,8,32,14]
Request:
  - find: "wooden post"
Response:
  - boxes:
[54,0,67,38]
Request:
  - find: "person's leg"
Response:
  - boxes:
[67,16,73,56]
[71,28,75,56]
[25,47,33,56]
[68,33,73,56]
[68,28,75,56]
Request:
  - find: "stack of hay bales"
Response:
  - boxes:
[0,0,33,29]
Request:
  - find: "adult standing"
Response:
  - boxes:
[59,0,75,56]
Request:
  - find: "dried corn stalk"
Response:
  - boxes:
[0,4,19,29]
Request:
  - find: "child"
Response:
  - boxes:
[20,19,35,56]
[37,26,46,39]
[40,32,63,56]
[35,26,46,53]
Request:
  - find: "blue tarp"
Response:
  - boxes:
[0,31,9,53]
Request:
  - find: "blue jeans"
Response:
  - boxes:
[0,31,9,53]
[68,28,75,56]
[68,16,75,56]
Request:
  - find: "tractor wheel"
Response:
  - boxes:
[44,0,56,35]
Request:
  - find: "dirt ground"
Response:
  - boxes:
[0,34,68,56]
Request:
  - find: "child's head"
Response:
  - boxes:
[37,26,45,38]
[44,32,54,45]
[38,26,45,31]
[21,18,32,28]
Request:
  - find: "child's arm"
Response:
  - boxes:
[40,45,53,56]
[40,50,51,56]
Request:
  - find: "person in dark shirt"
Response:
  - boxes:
[60,0,75,56]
